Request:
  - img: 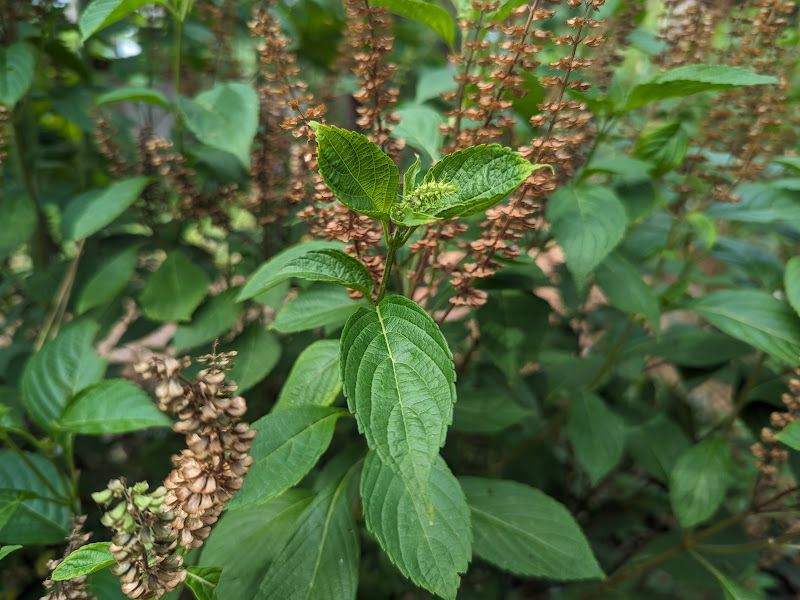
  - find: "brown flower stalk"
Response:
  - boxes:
[41,516,97,600]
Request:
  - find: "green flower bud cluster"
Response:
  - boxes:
[394,179,458,220]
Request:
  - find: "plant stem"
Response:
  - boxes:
[173,17,184,152]
[587,318,634,391]
[724,352,766,433]
[377,222,401,303]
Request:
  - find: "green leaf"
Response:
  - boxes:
[272,285,364,334]
[227,324,281,394]
[686,211,718,251]
[179,83,259,168]
[185,566,222,600]
[624,64,779,111]
[669,436,731,528]
[0,451,71,544]
[238,241,345,301]
[0,194,37,261]
[642,324,753,367]
[52,542,114,580]
[691,550,763,600]
[567,392,626,485]
[785,256,800,318]
[627,416,691,483]
[690,290,800,366]
[21,320,106,431]
[775,420,800,451]
[452,387,531,434]
[372,0,455,47]
[227,406,346,510]
[393,104,446,162]
[633,121,690,176]
[241,248,374,298]
[257,467,360,600]
[61,177,151,241]
[0,493,21,532]
[59,379,171,434]
[138,250,211,322]
[361,452,471,600]
[75,244,139,314]
[173,288,243,353]
[705,183,800,225]
[309,122,399,218]
[79,0,159,41]
[340,295,456,518]
[0,43,35,108]
[403,155,422,197]
[414,66,458,104]
[547,185,627,284]
[201,490,312,599]
[95,86,170,108]
[274,340,341,410]
[0,545,22,562]
[460,477,603,580]
[595,252,660,332]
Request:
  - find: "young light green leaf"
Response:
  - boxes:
[785,256,800,318]
[627,415,691,483]
[274,340,341,410]
[173,288,243,353]
[179,83,259,168]
[460,477,603,580]
[237,241,345,301]
[59,379,172,434]
[403,154,422,197]
[21,320,107,431]
[0,42,35,108]
[75,245,139,314]
[595,252,661,332]
[690,290,800,365]
[393,104,445,162]
[624,64,779,111]
[201,490,312,600]
[361,452,471,600]
[271,285,364,334]
[138,250,211,322]
[0,194,37,261]
[61,177,150,241]
[634,121,689,176]
[547,185,627,284]
[775,421,800,451]
[309,122,399,218]
[371,0,455,47]
[340,295,456,518]
[227,324,281,394]
[670,436,731,528]
[226,406,346,510]
[0,545,22,562]
[185,566,222,600]
[95,86,170,107]
[52,542,114,580]
[79,0,159,41]
[567,392,626,485]
[257,467,360,600]
[686,211,718,251]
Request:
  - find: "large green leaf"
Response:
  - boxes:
[785,256,800,318]
[392,104,445,162]
[705,183,800,225]
[138,250,211,322]
[61,177,150,241]
[690,290,800,365]
[0,43,35,108]
[627,415,691,483]
[185,566,222,600]
[257,467,360,600]
[179,83,259,168]
[452,386,531,434]
[21,320,106,431]
[0,194,37,261]
[0,545,22,562]
[669,436,731,528]
[274,340,341,410]
[227,324,281,394]
[460,477,603,580]
[547,185,627,283]
[633,121,689,177]
[173,288,243,353]
[567,392,626,485]
[79,0,159,41]
[271,285,364,334]
[636,324,752,367]
[226,406,346,510]
[0,451,71,544]
[361,452,471,600]
[95,86,170,108]
[0,493,21,532]
[75,244,139,314]
[372,0,454,46]
[340,295,456,517]
[309,122,399,218]
[624,64,779,111]
[595,252,660,332]
[52,542,114,580]
[59,379,172,434]
[201,490,312,599]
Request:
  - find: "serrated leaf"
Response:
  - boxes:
[274,340,341,410]
[95,86,170,107]
[595,252,660,332]
[0,43,35,108]
[257,467,360,600]
[310,122,399,218]
[173,289,243,353]
[625,64,779,111]
[227,406,346,510]
[186,566,222,600]
[372,0,454,47]
[340,295,456,518]
[79,0,159,41]
[59,379,171,434]
[21,320,106,431]
[460,477,603,580]
[634,121,689,176]
[690,290,800,365]
[238,241,345,301]
[52,542,114,580]
[361,452,471,600]
[179,83,259,168]
[670,436,731,528]
[393,104,445,162]
[201,490,312,599]
[61,177,150,241]
[272,285,364,334]
[627,415,691,483]
[0,194,37,261]
[567,392,626,485]
[75,245,139,314]
[0,545,22,562]
[227,324,281,394]
[785,257,800,318]
[138,250,211,322]
[547,185,627,284]
[775,421,800,451]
